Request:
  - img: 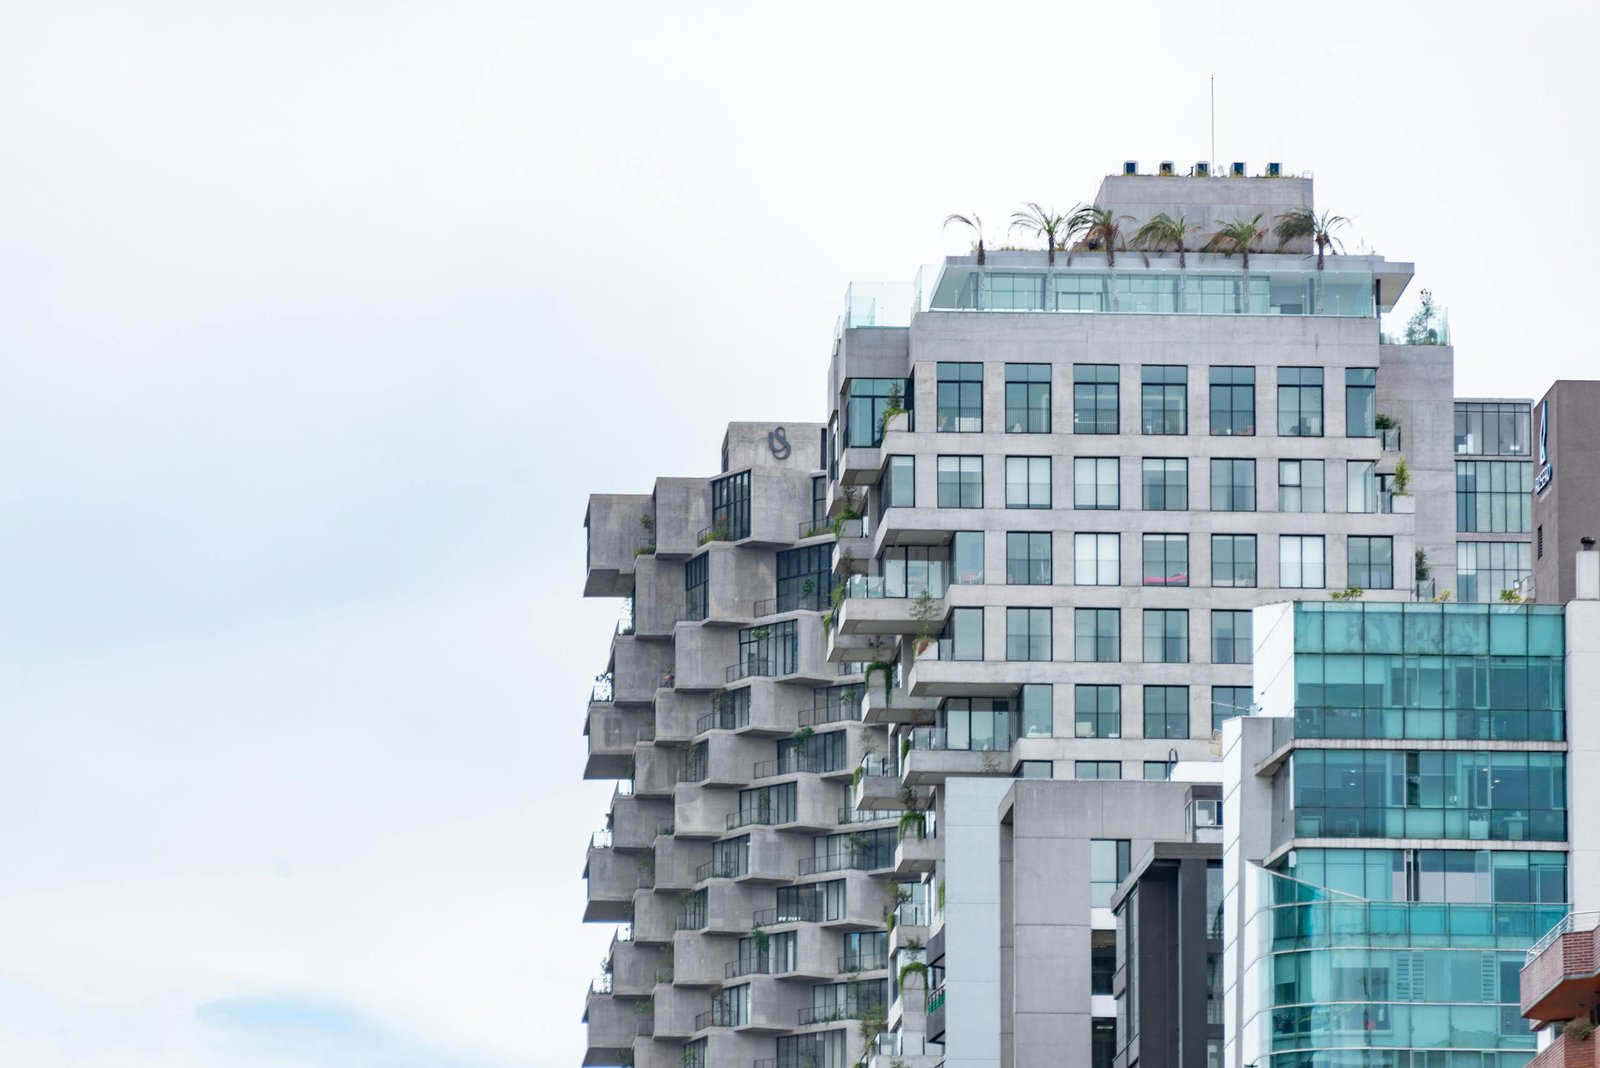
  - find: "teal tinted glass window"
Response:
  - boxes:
[1074,364,1119,434]
[1005,363,1051,433]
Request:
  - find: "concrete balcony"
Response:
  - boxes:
[902,746,1001,787]
[838,444,885,489]
[651,690,699,744]
[856,758,904,810]
[633,745,678,799]
[582,990,642,1067]
[862,686,937,726]
[902,652,1019,698]
[634,1042,684,1068]
[583,842,638,923]
[629,556,679,639]
[673,783,738,840]
[670,624,738,693]
[722,775,841,835]
[893,829,939,875]
[584,492,654,598]
[612,636,675,704]
[650,983,702,1041]
[649,477,711,561]
[653,836,709,892]
[585,703,653,780]
[611,795,671,852]
[1523,914,1600,1024]
[632,890,677,945]
[611,937,663,997]
[672,929,740,987]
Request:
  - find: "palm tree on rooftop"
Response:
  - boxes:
[943,213,986,265]
[1070,205,1135,310]
[1132,212,1198,311]
[1273,207,1350,313]
[1009,204,1081,310]
[1204,213,1269,312]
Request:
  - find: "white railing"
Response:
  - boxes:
[1526,911,1599,964]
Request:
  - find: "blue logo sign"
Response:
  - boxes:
[1539,400,1549,465]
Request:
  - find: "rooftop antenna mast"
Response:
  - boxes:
[1210,75,1216,168]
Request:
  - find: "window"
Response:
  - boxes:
[1455,401,1533,456]
[1211,534,1257,588]
[1005,456,1051,508]
[1091,839,1132,905]
[1091,934,1117,994]
[1092,1019,1117,1068]
[1075,608,1119,663]
[1346,460,1377,513]
[1006,532,1052,584]
[1212,686,1252,732]
[1211,458,1256,512]
[1278,459,1325,513]
[1075,534,1120,586]
[1457,461,1533,532]
[1074,457,1119,510]
[738,620,798,677]
[1209,366,1256,435]
[1144,686,1190,740]
[811,475,826,530]
[1142,534,1188,587]
[1005,364,1051,433]
[942,697,1014,751]
[1077,760,1122,781]
[845,378,908,448]
[1006,607,1051,661]
[1143,609,1189,663]
[710,470,751,540]
[1346,368,1376,437]
[776,545,832,612]
[937,362,982,432]
[1280,535,1326,589]
[1211,610,1251,664]
[1456,541,1532,602]
[1141,458,1188,510]
[1019,684,1052,738]
[685,553,709,621]
[1141,365,1187,434]
[937,456,982,508]
[1143,761,1172,781]
[1074,364,1119,434]
[953,531,985,584]
[1016,760,1053,779]
[1075,685,1121,739]
[1348,536,1394,590]
[1277,367,1324,436]
[946,607,984,660]
[884,455,915,508]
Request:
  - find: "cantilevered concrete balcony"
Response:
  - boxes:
[610,794,671,851]
[584,493,654,598]
[610,636,675,704]
[670,624,738,692]
[581,989,642,1067]
[648,477,710,561]
[649,983,701,1040]
[1523,913,1600,1025]
[856,755,903,810]
[585,703,653,780]
[610,935,663,997]
[652,834,708,892]
[632,744,678,799]
[893,827,939,875]
[672,928,739,987]
[583,837,639,923]
[862,685,937,726]
[631,890,677,945]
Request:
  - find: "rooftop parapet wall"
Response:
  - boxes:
[1094,173,1315,255]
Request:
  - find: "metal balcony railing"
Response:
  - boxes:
[838,951,888,972]
[754,590,828,617]
[697,704,751,734]
[725,955,771,979]
[752,902,821,926]
[1380,426,1403,451]
[591,676,615,702]
[693,1005,739,1030]
[753,752,843,779]
[726,807,786,831]
[799,692,862,727]
[797,998,883,1025]
[1527,911,1600,963]
[695,857,747,881]
[838,806,897,824]
[798,850,876,876]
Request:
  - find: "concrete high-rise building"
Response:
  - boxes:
[579,163,1540,1068]
[1530,381,1600,605]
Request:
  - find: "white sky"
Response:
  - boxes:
[1,1,1595,1065]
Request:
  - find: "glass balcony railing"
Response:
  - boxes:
[838,805,897,824]
[752,902,822,927]
[859,755,898,778]
[797,997,885,1026]
[844,569,948,601]
[838,950,888,972]
[753,752,844,779]
[590,829,613,850]
[754,590,827,617]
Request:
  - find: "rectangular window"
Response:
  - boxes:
[1074,364,1119,434]
[1075,685,1121,739]
[936,456,983,508]
[1278,459,1325,513]
[1210,458,1256,512]
[1142,609,1188,663]
[1348,536,1394,590]
[811,475,827,529]
[845,378,908,448]
[947,607,984,660]
[685,552,710,621]
[1143,761,1172,781]
[1210,534,1257,588]
[1019,684,1053,738]
[1280,535,1326,589]
[941,697,1013,751]
[1346,460,1377,513]
[953,531,985,584]
[936,362,983,432]
[1075,534,1120,586]
[1075,608,1119,663]
[1006,607,1051,661]
[1456,541,1533,602]
[1278,367,1324,437]
[1005,456,1051,508]
[1455,401,1533,456]
[1077,760,1121,781]
[1006,532,1052,584]
[737,619,799,678]
[1016,760,1053,779]
[1142,533,1189,587]
[1141,458,1188,510]
[1209,366,1256,436]
[1212,686,1252,732]
[710,470,752,540]
[1345,368,1376,437]
[1141,365,1187,434]
[1074,457,1119,510]
[1211,610,1252,664]
[1005,363,1051,433]
[1456,460,1534,532]
[1091,839,1132,905]
[776,545,832,612]
[884,455,915,508]
[1144,685,1190,740]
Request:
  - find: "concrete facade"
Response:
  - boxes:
[1533,382,1600,605]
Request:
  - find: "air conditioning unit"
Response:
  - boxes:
[1266,162,1283,177]
[1159,160,1175,176]
[1231,161,1246,177]
[1123,160,1138,175]
[1194,161,1210,177]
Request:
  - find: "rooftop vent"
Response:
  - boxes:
[1231,161,1246,177]
[1193,161,1210,177]
[1123,160,1138,175]
[1266,162,1283,177]
[1159,160,1175,176]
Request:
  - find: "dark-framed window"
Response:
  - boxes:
[1345,368,1376,437]
[1455,401,1533,456]
[710,470,751,540]
[940,697,1014,751]
[1005,456,1051,508]
[1091,840,1132,905]
[1016,760,1053,779]
[1006,607,1051,661]
[884,455,915,508]
[1278,459,1324,513]
[1212,686,1252,732]
[953,531,984,584]
[811,475,827,529]
[685,552,709,620]
[945,607,984,660]
[1006,532,1051,585]
[1456,460,1533,532]
[936,456,983,508]
[776,545,832,612]
[1142,609,1189,663]
[937,362,983,432]
[845,378,908,448]
[1074,685,1121,739]
[1211,610,1251,664]
[1141,458,1188,510]
[1019,684,1052,738]
[1143,761,1172,781]
[1348,535,1394,590]
[1075,608,1119,663]
[1210,458,1256,512]
[1074,364,1119,434]
[1144,685,1190,740]
[1347,460,1378,514]
[1212,534,1257,588]
[1278,367,1324,437]
[1210,366,1256,436]
[1005,363,1051,433]
[1279,535,1326,589]
[1075,533,1120,586]
[1141,365,1187,434]
[738,619,798,677]
[1142,533,1189,587]
[1074,457,1119,510]
[1077,761,1121,781]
